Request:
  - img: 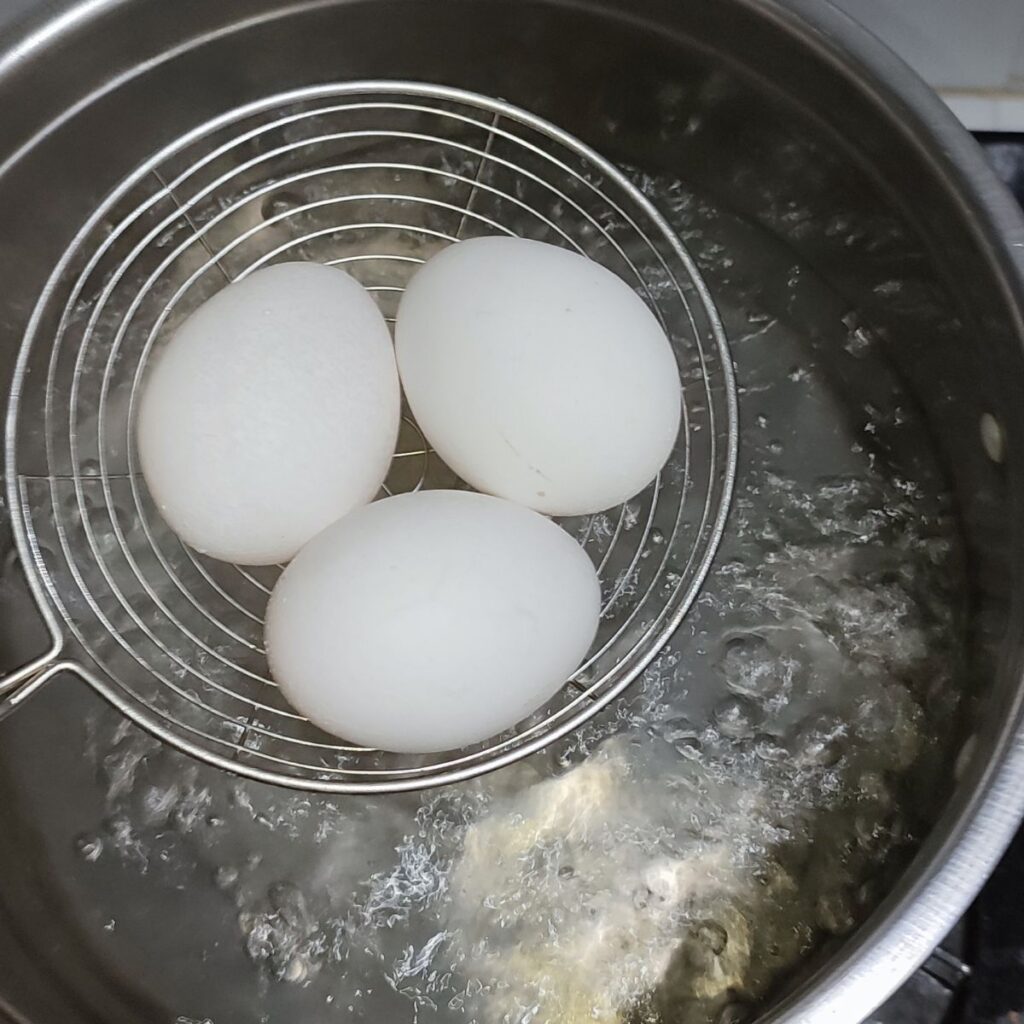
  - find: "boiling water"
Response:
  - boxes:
[13,168,965,1024]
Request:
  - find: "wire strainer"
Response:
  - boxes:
[0,82,737,793]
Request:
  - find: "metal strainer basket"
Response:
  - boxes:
[0,82,736,792]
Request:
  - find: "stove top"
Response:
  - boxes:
[871,134,1024,1024]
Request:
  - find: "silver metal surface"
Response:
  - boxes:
[0,1,1023,1023]
[0,82,737,793]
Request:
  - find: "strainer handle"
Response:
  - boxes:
[0,648,66,722]
[0,542,72,720]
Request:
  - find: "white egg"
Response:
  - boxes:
[137,262,400,565]
[265,490,601,753]
[395,236,682,517]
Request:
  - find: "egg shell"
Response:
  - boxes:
[395,236,682,516]
[265,490,602,753]
[137,262,400,565]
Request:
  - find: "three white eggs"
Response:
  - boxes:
[136,238,681,753]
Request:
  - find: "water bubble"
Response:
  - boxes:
[693,920,728,955]
[855,879,878,909]
[282,957,308,984]
[789,573,832,609]
[674,737,703,761]
[815,889,855,934]
[753,733,788,763]
[662,569,683,594]
[719,634,778,698]
[853,810,904,855]
[980,414,1005,464]
[856,770,891,806]
[714,696,761,739]
[260,192,304,220]
[661,716,699,745]
[214,865,239,890]
[791,717,845,768]
[845,327,873,357]
[75,833,104,862]
[717,1001,751,1024]
[270,882,309,927]
[954,735,977,781]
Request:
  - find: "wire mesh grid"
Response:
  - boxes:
[4,83,737,792]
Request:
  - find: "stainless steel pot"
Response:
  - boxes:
[1,1,1023,1023]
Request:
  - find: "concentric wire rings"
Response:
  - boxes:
[6,82,737,792]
